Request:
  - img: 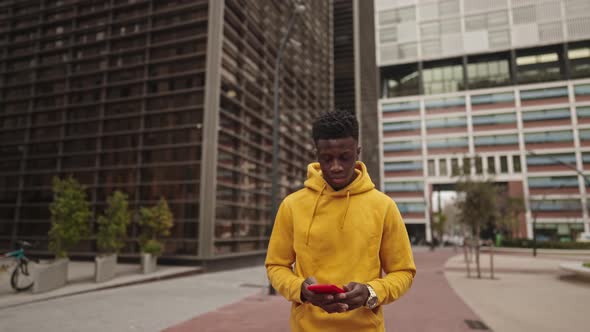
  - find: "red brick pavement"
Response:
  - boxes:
[164,248,484,332]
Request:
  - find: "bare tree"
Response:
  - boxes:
[455,178,498,279]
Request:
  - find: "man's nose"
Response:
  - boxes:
[330,161,343,172]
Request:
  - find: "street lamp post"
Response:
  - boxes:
[269,4,305,296]
[531,200,540,257]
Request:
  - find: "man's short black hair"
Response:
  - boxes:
[312,111,359,143]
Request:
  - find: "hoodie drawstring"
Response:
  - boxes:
[340,190,350,230]
[306,184,326,245]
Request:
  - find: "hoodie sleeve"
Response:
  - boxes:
[367,201,416,306]
[265,198,306,303]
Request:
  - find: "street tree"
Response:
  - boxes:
[48,176,91,258]
[455,178,499,279]
[96,190,130,255]
[138,197,174,256]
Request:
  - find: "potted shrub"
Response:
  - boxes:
[94,190,130,283]
[34,176,91,293]
[138,197,173,274]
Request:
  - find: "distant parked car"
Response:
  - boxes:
[576,232,590,242]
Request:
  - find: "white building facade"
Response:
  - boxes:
[376,0,590,243]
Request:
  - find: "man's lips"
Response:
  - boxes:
[329,177,347,184]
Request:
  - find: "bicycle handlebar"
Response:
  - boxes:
[16,241,33,249]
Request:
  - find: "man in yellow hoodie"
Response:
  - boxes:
[266,111,416,331]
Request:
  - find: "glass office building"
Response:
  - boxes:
[376,0,590,243]
[0,0,333,262]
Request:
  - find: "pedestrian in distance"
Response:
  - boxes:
[266,111,416,331]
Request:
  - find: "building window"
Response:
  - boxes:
[524,130,573,144]
[425,97,465,112]
[462,157,471,175]
[568,43,590,79]
[578,129,590,141]
[527,153,576,167]
[383,120,421,132]
[520,86,568,102]
[528,176,578,188]
[512,155,521,172]
[428,159,435,176]
[383,141,421,152]
[530,199,581,212]
[382,101,420,114]
[500,156,508,173]
[467,52,511,89]
[439,158,448,176]
[575,84,590,98]
[384,161,423,172]
[422,60,465,95]
[426,116,466,130]
[522,108,570,122]
[487,156,496,174]
[474,134,518,147]
[381,64,420,97]
[516,47,564,84]
[471,92,514,107]
[475,156,483,174]
[451,158,460,176]
[396,202,426,214]
[472,113,516,126]
[427,137,468,149]
[384,181,424,192]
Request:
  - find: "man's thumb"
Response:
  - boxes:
[304,276,318,285]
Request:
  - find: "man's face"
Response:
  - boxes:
[316,137,361,191]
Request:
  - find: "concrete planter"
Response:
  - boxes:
[560,262,590,280]
[141,253,157,274]
[32,258,69,294]
[94,254,117,283]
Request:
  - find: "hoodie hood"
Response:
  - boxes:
[304,161,375,196]
[302,161,375,235]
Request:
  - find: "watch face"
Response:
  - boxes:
[368,296,378,308]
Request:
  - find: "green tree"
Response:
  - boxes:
[48,176,91,258]
[455,178,498,278]
[138,197,174,256]
[96,190,130,255]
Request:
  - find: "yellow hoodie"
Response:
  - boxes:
[266,161,416,332]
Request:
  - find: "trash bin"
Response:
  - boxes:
[495,233,503,247]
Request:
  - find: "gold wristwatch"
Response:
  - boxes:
[365,284,378,309]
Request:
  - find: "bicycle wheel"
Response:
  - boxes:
[11,261,34,292]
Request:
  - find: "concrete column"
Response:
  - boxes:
[198,0,225,259]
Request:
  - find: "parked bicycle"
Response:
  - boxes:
[1,241,35,292]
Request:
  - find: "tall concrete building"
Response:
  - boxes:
[333,0,380,187]
[0,0,333,263]
[376,0,590,243]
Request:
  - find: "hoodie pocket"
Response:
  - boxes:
[367,307,382,327]
[293,302,306,321]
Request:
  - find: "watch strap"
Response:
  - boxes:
[365,284,378,309]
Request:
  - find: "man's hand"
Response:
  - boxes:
[338,282,370,311]
[300,277,348,313]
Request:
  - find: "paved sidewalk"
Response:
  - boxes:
[2,248,588,331]
[164,247,483,332]
[0,260,202,309]
[445,252,590,332]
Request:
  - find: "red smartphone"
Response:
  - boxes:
[307,284,345,294]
